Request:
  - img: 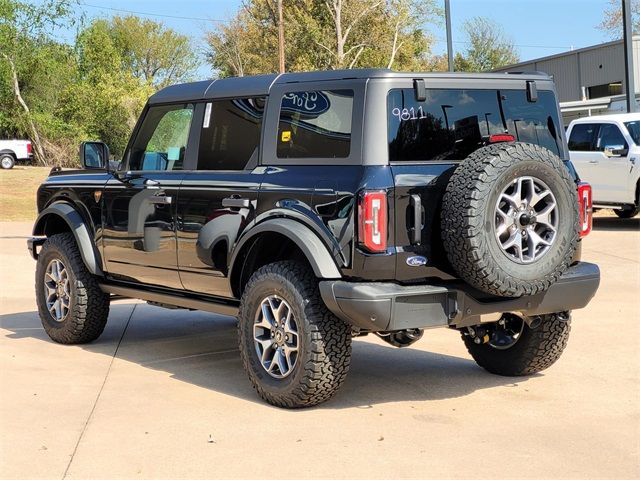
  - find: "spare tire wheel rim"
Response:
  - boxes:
[494,176,558,264]
[253,295,299,379]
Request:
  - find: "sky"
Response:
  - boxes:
[42,0,619,78]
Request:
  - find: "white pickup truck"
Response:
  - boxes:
[567,113,640,218]
[0,139,33,169]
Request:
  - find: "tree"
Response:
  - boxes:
[454,16,519,72]
[205,0,440,76]
[0,0,75,165]
[598,0,640,39]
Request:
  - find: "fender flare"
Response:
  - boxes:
[32,203,103,276]
[230,218,342,281]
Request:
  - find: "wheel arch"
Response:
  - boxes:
[0,149,17,158]
[33,202,103,276]
[229,218,342,298]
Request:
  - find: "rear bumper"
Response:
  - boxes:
[319,262,600,331]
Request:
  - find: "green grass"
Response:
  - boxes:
[0,166,50,221]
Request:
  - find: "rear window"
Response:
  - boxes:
[277,89,353,159]
[387,88,563,162]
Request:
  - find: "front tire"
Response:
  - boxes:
[238,261,352,408]
[462,313,571,376]
[35,233,110,344]
[0,154,15,169]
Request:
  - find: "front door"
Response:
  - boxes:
[593,122,632,203]
[102,103,195,288]
[177,97,266,297]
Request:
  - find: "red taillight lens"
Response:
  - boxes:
[488,134,515,143]
[577,182,592,237]
[26,142,32,154]
[358,190,388,252]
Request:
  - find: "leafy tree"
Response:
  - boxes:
[206,0,440,76]
[0,0,75,164]
[598,0,640,38]
[454,16,519,72]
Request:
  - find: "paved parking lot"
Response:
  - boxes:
[1,218,639,479]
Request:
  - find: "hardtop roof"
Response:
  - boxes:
[148,69,553,105]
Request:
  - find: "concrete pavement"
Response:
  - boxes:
[1,218,639,479]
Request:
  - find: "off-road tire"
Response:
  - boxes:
[441,142,579,297]
[237,261,352,408]
[462,313,571,376]
[0,154,15,169]
[35,233,110,344]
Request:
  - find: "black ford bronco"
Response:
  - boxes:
[28,69,600,408]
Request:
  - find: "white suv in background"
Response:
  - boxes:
[0,139,33,169]
[567,113,640,218]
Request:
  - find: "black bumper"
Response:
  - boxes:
[27,237,46,260]
[319,262,600,331]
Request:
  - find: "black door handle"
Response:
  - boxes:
[222,197,250,208]
[409,194,422,245]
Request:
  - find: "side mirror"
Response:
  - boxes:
[603,145,628,157]
[80,141,110,169]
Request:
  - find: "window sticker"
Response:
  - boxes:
[281,130,291,142]
[203,102,212,128]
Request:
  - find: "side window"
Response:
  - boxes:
[277,90,353,159]
[128,104,194,171]
[568,124,598,151]
[596,124,628,151]
[197,97,265,170]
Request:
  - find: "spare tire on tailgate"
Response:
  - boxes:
[441,142,579,298]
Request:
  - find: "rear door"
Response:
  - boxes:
[567,123,600,193]
[386,84,566,282]
[176,97,266,298]
[102,103,194,288]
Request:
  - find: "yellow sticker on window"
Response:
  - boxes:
[281,130,291,142]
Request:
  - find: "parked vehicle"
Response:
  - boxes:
[567,113,640,218]
[0,139,33,169]
[28,70,599,408]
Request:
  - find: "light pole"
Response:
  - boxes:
[445,0,454,72]
[622,0,636,112]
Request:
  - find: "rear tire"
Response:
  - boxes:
[462,313,571,376]
[0,154,15,169]
[237,261,352,408]
[35,233,110,344]
[615,207,639,218]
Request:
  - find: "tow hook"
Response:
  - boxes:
[556,311,571,322]
[467,326,490,345]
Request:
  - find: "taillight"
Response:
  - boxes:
[577,182,592,237]
[358,190,388,252]
[488,134,515,143]
[26,142,32,154]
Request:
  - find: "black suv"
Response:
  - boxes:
[28,69,599,408]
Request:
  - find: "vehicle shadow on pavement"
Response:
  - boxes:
[592,217,640,231]
[1,304,530,409]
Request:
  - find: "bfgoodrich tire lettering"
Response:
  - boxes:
[35,232,110,344]
[441,143,579,297]
[237,261,352,408]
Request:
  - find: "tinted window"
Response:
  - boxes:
[387,88,562,161]
[277,90,353,158]
[198,97,265,170]
[568,124,598,151]
[597,124,627,150]
[129,104,194,171]
[624,121,640,145]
